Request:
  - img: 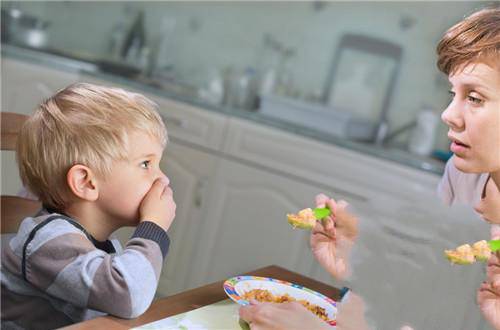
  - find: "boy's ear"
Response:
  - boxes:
[67,164,99,202]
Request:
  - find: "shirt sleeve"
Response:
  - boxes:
[24,220,169,318]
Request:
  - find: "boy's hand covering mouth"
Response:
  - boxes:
[139,178,176,232]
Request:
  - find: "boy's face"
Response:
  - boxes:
[96,131,168,226]
[441,62,500,174]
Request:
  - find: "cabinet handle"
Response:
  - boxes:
[161,114,188,129]
[194,178,207,207]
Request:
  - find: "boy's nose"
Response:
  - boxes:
[158,173,169,186]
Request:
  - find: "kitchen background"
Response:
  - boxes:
[1,1,497,329]
[4,1,493,152]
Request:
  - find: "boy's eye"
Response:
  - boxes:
[140,160,151,169]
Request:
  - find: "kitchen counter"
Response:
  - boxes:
[2,44,446,175]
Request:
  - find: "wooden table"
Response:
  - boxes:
[63,265,341,330]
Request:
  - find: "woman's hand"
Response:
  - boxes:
[478,226,500,330]
[239,300,332,330]
[310,194,358,280]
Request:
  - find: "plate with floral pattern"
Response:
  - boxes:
[223,275,336,326]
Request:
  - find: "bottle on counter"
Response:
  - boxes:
[121,10,147,67]
[408,107,439,156]
[225,67,258,111]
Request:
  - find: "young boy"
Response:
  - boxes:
[1,83,176,329]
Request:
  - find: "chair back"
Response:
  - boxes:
[1,112,41,233]
[1,112,29,151]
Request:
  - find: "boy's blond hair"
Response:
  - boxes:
[17,83,167,210]
[437,6,500,75]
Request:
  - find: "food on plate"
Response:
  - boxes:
[287,208,317,229]
[242,289,331,322]
[444,240,492,264]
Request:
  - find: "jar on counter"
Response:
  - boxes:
[225,67,258,111]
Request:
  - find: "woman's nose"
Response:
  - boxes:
[441,101,464,131]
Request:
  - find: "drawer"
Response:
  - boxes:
[81,74,228,151]
[148,96,228,151]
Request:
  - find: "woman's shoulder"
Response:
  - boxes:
[438,157,489,206]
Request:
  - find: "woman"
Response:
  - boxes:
[240,6,500,329]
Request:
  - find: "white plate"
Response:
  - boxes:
[223,275,337,325]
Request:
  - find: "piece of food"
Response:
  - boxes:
[242,289,332,323]
[472,240,492,261]
[445,244,475,265]
[444,240,492,264]
[287,208,317,229]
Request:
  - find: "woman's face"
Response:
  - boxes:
[441,62,500,174]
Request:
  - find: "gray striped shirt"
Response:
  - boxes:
[1,211,169,329]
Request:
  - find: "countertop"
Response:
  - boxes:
[2,44,446,175]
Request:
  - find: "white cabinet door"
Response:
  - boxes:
[1,58,80,116]
[156,141,220,296]
[186,157,342,289]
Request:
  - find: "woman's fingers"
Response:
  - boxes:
[239,305,257,322]
[315,193,329,208]
[491,225,500,240]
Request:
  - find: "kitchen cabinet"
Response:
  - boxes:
[1,58,81,195]
[185,156,339,289]
[1,58,80,116]
[156,141,220,296]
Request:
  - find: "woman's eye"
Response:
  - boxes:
[448,90,456,100]
[140,160,151,169]
[467,95,483,105]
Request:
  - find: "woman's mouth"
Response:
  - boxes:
[450,139,470,154]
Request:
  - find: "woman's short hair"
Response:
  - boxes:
[437,6,500,75]
[17,83,168,210]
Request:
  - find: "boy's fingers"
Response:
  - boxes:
[149,178,166,195]
[162,186,173,198]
